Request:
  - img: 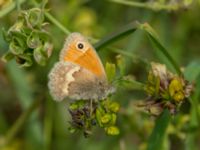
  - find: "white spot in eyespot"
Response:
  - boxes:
[76,41,88,53]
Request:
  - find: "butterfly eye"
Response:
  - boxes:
[76,42,85,51]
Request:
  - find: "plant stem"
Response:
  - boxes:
[110,0,179,11]
[44,12,71,35]
[0,0,26,18]
[33,0,72,36]
[2,98,41,146]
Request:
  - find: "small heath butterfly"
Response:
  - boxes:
[48,33,114,101]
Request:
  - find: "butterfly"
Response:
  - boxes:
[48,33,114,101]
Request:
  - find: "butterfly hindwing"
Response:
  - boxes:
[48,61,112,101]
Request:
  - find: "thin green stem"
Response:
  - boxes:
[2,98,41,146]
[114,77,145,90]
[44,12,71,35]
[0,0,26,18]
[16,0,22,11]
[32,0,71,35]
[109,47,149,65]
[110,0,179,11]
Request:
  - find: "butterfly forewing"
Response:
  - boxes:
[59,33,106,78]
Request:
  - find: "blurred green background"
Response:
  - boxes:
[0,0,200,150]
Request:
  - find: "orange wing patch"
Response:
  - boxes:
[64,45,106,78]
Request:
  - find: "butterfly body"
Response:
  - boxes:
[48,33,114,101]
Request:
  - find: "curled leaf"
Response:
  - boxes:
[27,31,42,48]
[33,45,48,66]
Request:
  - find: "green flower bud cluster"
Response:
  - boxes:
[68,99,120,137]
[96,100,120,135]
[144,62,193,115]
[2,8,53,67]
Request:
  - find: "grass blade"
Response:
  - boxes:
[138,23,182,76]
[94,21,138,50]
[147,109,171,150]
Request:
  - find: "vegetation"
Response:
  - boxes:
[0,0,200,150]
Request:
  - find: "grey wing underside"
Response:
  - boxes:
[48,61,114,101]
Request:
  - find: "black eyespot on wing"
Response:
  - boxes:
[77,43,84,49]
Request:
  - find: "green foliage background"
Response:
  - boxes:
[0,0,200,150]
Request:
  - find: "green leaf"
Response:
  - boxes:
[27,31,42,49]
[105,62,116,83]
[147,109,171,150]
[26,8,44,27]
[16,54,33,67]
[1,52,14,62]
[184,61,200,82]
[138,23,182,76]
[94,21,138,50]
[33,46,48,66]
